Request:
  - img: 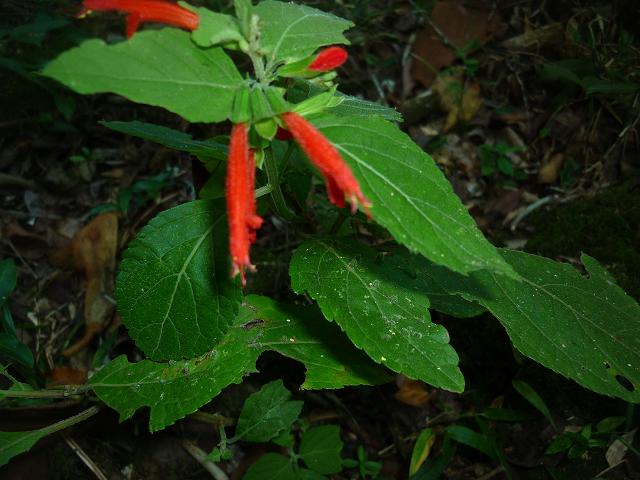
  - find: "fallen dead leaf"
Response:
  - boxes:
[411,1,500,87]
[49,212,118,357]
[538,153,565,184]
[432,72,483,131]
[395,375,432,407]
[606,429,636,468]
[501,23,564,51]
[47,366,87,387]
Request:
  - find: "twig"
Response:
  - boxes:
[180,439,230,480]
[477,466,505,480]
[189,411,235,427]
[0,173,37,190]
[0,385,92,398]
[63,434,109,480]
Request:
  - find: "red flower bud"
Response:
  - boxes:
[81,0,199,38]
[308,46,348,72]
[281,112,370,213]
[226,123,263,286]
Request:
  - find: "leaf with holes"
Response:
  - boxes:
[290,238,464,392]
[90,296,387,432]
[116,200,240,361]
[42,29,243,123]
[255,1,352,64]
[416,250,640,402]
[309,113,516,279]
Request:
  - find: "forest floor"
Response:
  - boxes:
[0,0,639,479]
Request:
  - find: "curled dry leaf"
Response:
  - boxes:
[432,73,483,131]
[395,375,432,407]
[49,213,118,357]
[538,153,565,184]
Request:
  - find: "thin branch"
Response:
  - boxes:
[181,440,230,480]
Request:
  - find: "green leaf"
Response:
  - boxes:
[416,250,640,402]
[234,0,253,36]
[42,30,243,123]
[0,259,17,308]
[512,380,556,429]
[409,428,436,476]
[290,238,464,392]
[596,416,626,433]
[255,1,353,63]
[298,469,327,480]
[382,247,485,318]
[546,433,576,454]
[243,295,389,389]
[299,425,343,474]
[288,80,402,122]
[190,7,244,48]
[332,94,403,122]
[0,333,34,369]
[100,121,228,162]
[0,406,98,467]
[115,200,241,361]
[0,430,49,467]
[243,453,297,480]
[445,426,497,460]
[235,380,303,442]
[311,114,517,279]
[90,295,386,432]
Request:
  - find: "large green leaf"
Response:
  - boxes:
[245,296,389,389]
[90,295,387,432]
[420,250,640,402]
[235,380,302,442]
[382,247,485,318]
[100,120,227,162]
[290,238,464,392]
[310,114,516,279]
[116,200,240,361]
[42,29,243,123]
[299,425,343,474]
[255,1,352,64]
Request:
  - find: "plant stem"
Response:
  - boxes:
[38,405,101,437]
[263,148,296,220]
[0,385,92,398]
[181,440,229,480]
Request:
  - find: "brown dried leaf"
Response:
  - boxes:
[501,23,564,51]
[47,366,87,387]
[49,213,118,356]
[395,375,432,407]
[411,1,500,87]
[538,153,565,184]
[432,73,483,131]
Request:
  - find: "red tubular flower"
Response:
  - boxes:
[281,112,370,213]
[81,0,199,38]
[308,46,348,72]
[275,127,293,141]
[226,123,263,286]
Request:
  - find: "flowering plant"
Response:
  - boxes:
[35,0,640,451]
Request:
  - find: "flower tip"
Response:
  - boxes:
[308,46,348,72]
